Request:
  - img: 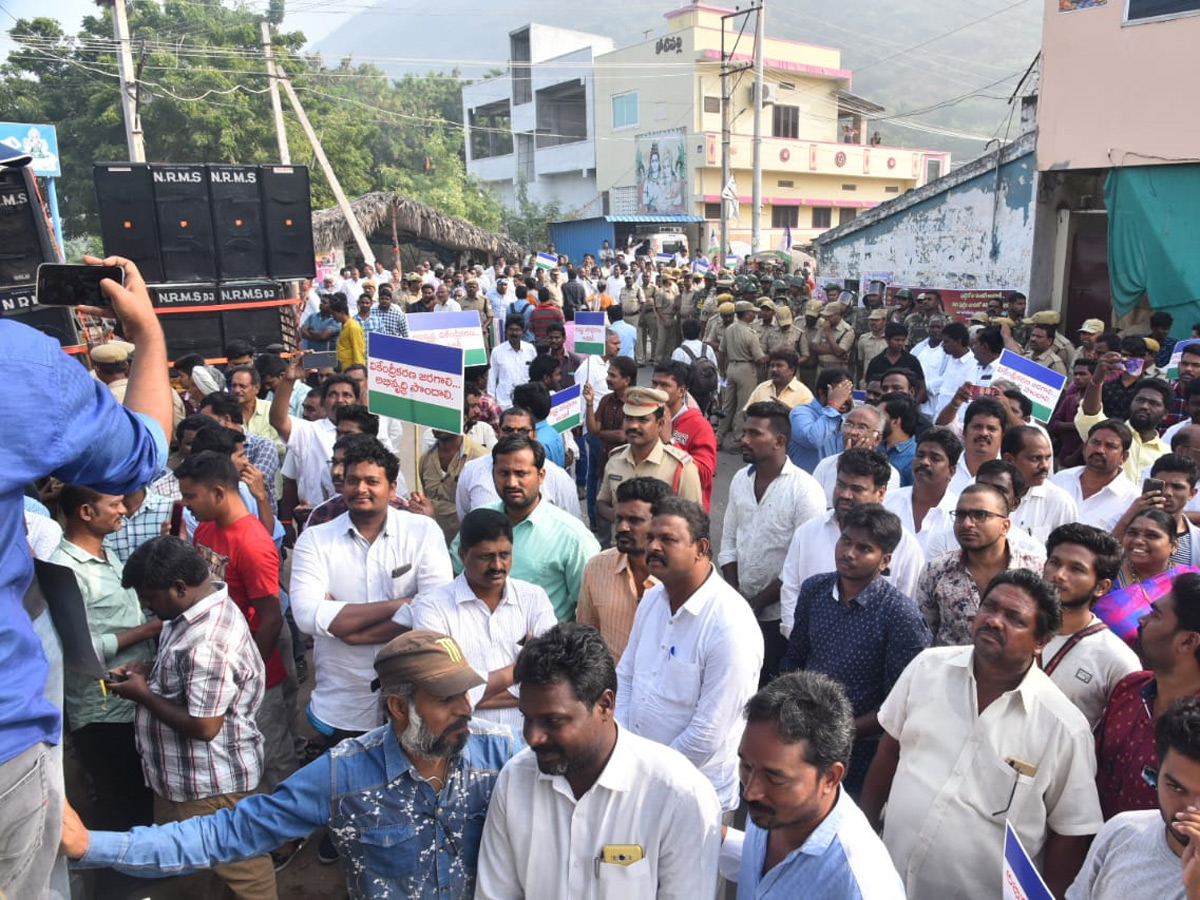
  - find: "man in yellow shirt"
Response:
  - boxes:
[330,294,365,369]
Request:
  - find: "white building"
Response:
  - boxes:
[463,24,612,217]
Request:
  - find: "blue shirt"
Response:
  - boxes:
[887,435,917,488]
[78,722,516,900]
[0,321,166,763]
[612,320,637,358]
[534,419,566,468]
[787,400,843,472]
[732,788,905,899]
[302,312,341,351]
[782,572,930,793]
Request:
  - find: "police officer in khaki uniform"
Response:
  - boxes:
[704,296,735,350]
[655,271,681,357]
[814,301,855,376]
[1025,309,1077,372]
[798,299,823,391]
[1023,317,1068,375]
[596,386,703,522]
[856,308,889,388]
[718,300,767,449]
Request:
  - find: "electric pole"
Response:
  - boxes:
[261,21,290,164]
[105,0,145,162]
[750,0,765,255]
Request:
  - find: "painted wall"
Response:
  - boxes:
[817,146,1038,293]
[1039,0,1200,170]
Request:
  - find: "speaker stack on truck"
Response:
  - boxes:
[0,163,81,348]
[93,162,315,361]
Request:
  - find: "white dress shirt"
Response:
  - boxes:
[1013,481,1080,544]
[812,451,901,508]
[279,416,337,506]
[475,724,721,900]
[615,567,763,811]
[488,340,537,409]
[455,455,582,521]
[884,486,959,553]
[933,352,978,418]
[780,510,926,639]
[289,507,453,732]
[716,459,826,621]
[1049,466,1139,532]
[878,646,1103,899]
[404,574,557,735]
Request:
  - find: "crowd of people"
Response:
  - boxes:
[8,240,1200,900]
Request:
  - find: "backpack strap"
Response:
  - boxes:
[680,344,698,363]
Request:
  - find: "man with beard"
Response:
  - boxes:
[450,435,598,622]
[781,504,931,796]
[1050,419,1140,531]
[718,672,905,898]
[406,509,557,737]
[1095,572,1200,820]
[861,569,1102,899]
[1078,369,1172,482]
[780,448,926,640]
[475,623,722,899]
[1002,425,1080,542]
[720,401,826,683]
[917,483,1045,647]
[62,630,516,899]
[1068,697,1200,899]
[1041,524,1140,728]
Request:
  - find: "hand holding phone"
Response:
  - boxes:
[1144,477,1165,495]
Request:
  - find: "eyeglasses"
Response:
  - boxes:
[951,509,1008,523]
[500,426,532,436]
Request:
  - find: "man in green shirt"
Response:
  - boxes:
[50,484,161,831]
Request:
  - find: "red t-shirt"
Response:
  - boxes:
[194,515,286,689]
[672,403,717,511]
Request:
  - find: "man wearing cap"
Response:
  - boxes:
[856,309,889,387]
[824,282,843,306]
[597,387,703,522]
[797,299,823,389]
[815,301,856,377]
[904,290,940,349]
[618,273,645,359]
[1077,318,1105,361]
[654,271,681,355]
[888,289,915,329]
[853,287,885,334]
[719,300,768,449]
[704,295,735,350]
[63,629,516,900]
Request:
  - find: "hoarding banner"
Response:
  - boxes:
[993,349,1068,422]
[367,333,464,432]
[885,286,1014,323]
[636,128,687,215]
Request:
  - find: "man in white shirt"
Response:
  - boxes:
[289,439,453,740]
[945,395,1006,495]
[1003,425,1080,542]
[405,508,557,736]
[718,400,825,681]
[1066,696,1200,900]
[932,322,978,420]
[1051,419,1140,531]
[488,317,537,409]
[861,569,1103,899]
[884,426,963,551]
[616,496,763,812]
[1042,524,1141,728]
[476,622,722,899]
[781,448,926,639]
[455,409,582,521]
[269,358,361,525]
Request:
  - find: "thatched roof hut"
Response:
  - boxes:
[312,191,524,262]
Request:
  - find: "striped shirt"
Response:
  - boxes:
[576,549,658,663]
[135,583,266,802]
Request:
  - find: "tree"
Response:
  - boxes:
[500,181,561,252]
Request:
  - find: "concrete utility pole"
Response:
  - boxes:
[106,0,145,162]
[750,0,765,255]
[260,21,291,164]
[278,76,375,267]
[720,35,730,262]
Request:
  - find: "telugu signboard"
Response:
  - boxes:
[548,383,582,433]
[407,310,487,367]
[885,285,1014,323]
[993,349,1068,423]
[574,312,607,356]
[367,333,464,433]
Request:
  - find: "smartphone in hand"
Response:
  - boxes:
[36,264,124,307]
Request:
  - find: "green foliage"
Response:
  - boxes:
[501,181,561,252]
[0,3,504,239]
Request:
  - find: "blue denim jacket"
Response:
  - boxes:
[78,721,516,899]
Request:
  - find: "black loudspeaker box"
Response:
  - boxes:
[0,166,55,287]
[208,165,267,281]
[94,164,164,283]
[7,303,81,347]
[152,164,217,282]
[159,311,224,361]
[220,306,284,354]
[260,165,315,280]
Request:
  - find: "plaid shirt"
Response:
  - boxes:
[1162,379,1189,432]
[135,583,265,801]
[353,312,381,333]
[243,432,279,509]
[476,393,502,429]
[372,306,410,337]
[104,490,175,564]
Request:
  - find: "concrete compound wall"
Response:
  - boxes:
[817,140,1038,293]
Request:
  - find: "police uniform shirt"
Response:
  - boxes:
[597,441,703,507]
[721,320,764,364]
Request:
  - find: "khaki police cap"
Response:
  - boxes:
[622,386,669,417]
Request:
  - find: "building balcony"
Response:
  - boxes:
[535,139,595,178]
[468,153,515,184]
[702,132,949,184]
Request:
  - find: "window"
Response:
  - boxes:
[703,95,721,114]
[510,30,532,105]
[772,104,799,139]
[925,158,943,182]
[536,82,587,149]
[777,180,794,188]
[839,207,857,226]
[771,206,798,229]
[704,202,721,220]
[469,101,514,159]
[1127,0,1200,22]
[779,81,796,91]
[885,186,900,194]
[841,184,857,191]
[612,92,639,130]
[811,207,832,229]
